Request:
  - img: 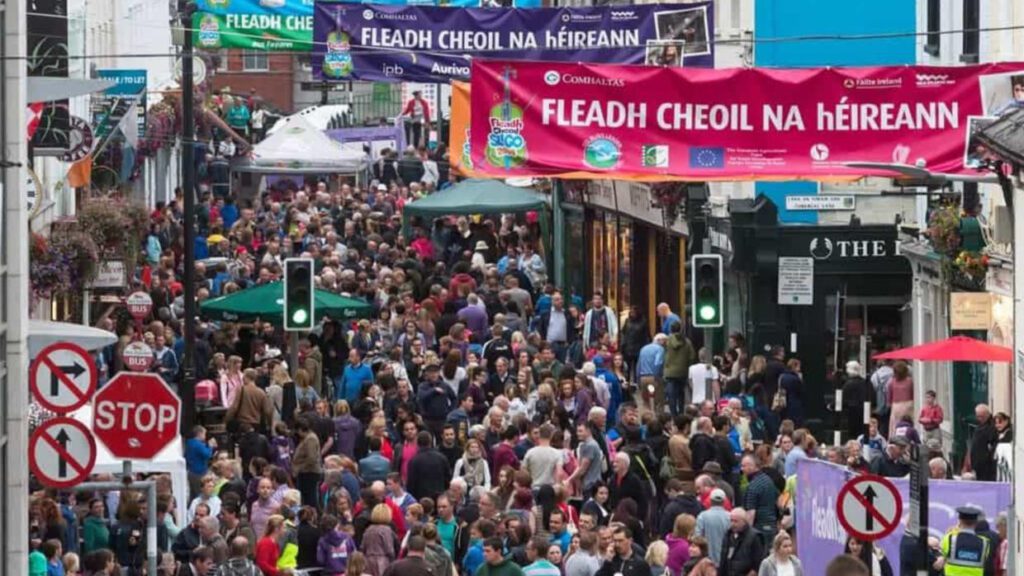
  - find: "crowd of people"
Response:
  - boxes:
[26,172,1008,576]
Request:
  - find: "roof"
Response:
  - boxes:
[234,113,367,174]
[977,108,1024,165]
[403,179,546,217]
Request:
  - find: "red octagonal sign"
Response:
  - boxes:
[93,372,181,460]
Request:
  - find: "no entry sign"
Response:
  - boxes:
[836,474,903,541]
[29,342,98,413]
[126,291,153,320]
[30,417,96,488]
[121,341,155,372]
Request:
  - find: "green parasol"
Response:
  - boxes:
[199,281,373,324]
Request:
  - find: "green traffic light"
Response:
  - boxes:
[698,304,717,321]
[292,308,309,325]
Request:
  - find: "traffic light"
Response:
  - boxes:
[691,254,723,328]
[284,258,315,331]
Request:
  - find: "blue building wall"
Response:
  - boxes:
[753,0,917,223]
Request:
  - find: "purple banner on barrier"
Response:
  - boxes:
[796,459,1010,570]
[312,2,715,83]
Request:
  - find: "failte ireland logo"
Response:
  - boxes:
[642,144,669,168]
[544,71,561,86]
[584,135,622,170]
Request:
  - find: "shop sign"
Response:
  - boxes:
[950,292,992,330]
[88,261,126,289]
[778,257,814,305]
[780,226,909,274]
[785,195,856,211]
[586,180,688,235]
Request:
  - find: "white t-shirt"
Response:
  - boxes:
[689,363,719,404]
[523,445,563,488]
[775,558,796,576]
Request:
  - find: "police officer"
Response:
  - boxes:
[940,506,994,576]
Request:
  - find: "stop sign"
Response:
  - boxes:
[92,372,181,460]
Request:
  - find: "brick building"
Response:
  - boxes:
[211,50,295,113]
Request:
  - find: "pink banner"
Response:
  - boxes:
[469,60,1024,181]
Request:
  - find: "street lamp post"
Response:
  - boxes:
[179,0,197,434]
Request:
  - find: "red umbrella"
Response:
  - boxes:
[873,336,1012,363]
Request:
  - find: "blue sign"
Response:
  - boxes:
[197,0,539,16]
[93,69,147,140]
[313,2,714,83]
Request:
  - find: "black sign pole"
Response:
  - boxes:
[918,447,930,576]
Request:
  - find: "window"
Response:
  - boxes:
[215,49,228,72]
[242,50,269,71]
[961,0,979,63]
[924,0,940,56]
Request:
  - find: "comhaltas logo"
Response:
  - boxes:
[558,74,626,88]
[642,144,669,168]
[584,135,622,170]
[544,71,561,86]
[362,8,373,19]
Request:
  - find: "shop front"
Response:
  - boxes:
[726,196,912,433]
[561,180,688,333]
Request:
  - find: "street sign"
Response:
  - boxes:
[837,474,903,542]
[126,291,154,320]
[29,417,97,488]
[29,342,98,413]
[906,444,931,570]
[778,257,814,305]
[93,372,181,460]
[121,341,155,372]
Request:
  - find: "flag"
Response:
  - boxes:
[117,101,139,183]
[67,154,92,188]
[26,103,44,139]
[688,146,726,169]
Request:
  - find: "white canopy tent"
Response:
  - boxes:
[234,113,368,174]
[28,320,118,357]
[72,405,189,524]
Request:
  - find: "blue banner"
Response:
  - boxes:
[196,0,313,16]
[312,2,714,83]
[196,0,539,16]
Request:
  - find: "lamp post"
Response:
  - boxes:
[179,0,197,434]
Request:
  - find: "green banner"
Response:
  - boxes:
[193,12,313,51]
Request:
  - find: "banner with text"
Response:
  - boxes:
[313,3,714,82]
[796,459,1010,574]
[469,60,1024,180]
[194,11,313,50]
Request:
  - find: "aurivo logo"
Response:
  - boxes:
[544,71,561,85]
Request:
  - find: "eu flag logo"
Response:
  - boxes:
[689,147,725,169]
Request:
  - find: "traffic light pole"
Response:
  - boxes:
[702,237,714,403]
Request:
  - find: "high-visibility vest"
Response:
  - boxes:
[941,528,990,576]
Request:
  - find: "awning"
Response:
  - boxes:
[28,77,115,104]
[29,320,118,357]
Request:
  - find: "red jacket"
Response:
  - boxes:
[255,536,281,576]
[402,97,432,124]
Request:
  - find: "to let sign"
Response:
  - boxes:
[92,372,181,460]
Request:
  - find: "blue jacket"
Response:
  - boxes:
[337,363,373,405]
[637,342,665,377]
[358,452,391,484]
[185,438,213,476]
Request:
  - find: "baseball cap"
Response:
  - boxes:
[710,489,726,504]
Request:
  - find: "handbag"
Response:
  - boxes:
[771,387,788,412]
[659,454,676,481]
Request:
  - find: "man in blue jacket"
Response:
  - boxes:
[337,349,373,406]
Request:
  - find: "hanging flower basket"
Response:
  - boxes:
[650,182,686,225]
[925,204,961,256]
[29,230,100,300]
[76,197,149,263]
